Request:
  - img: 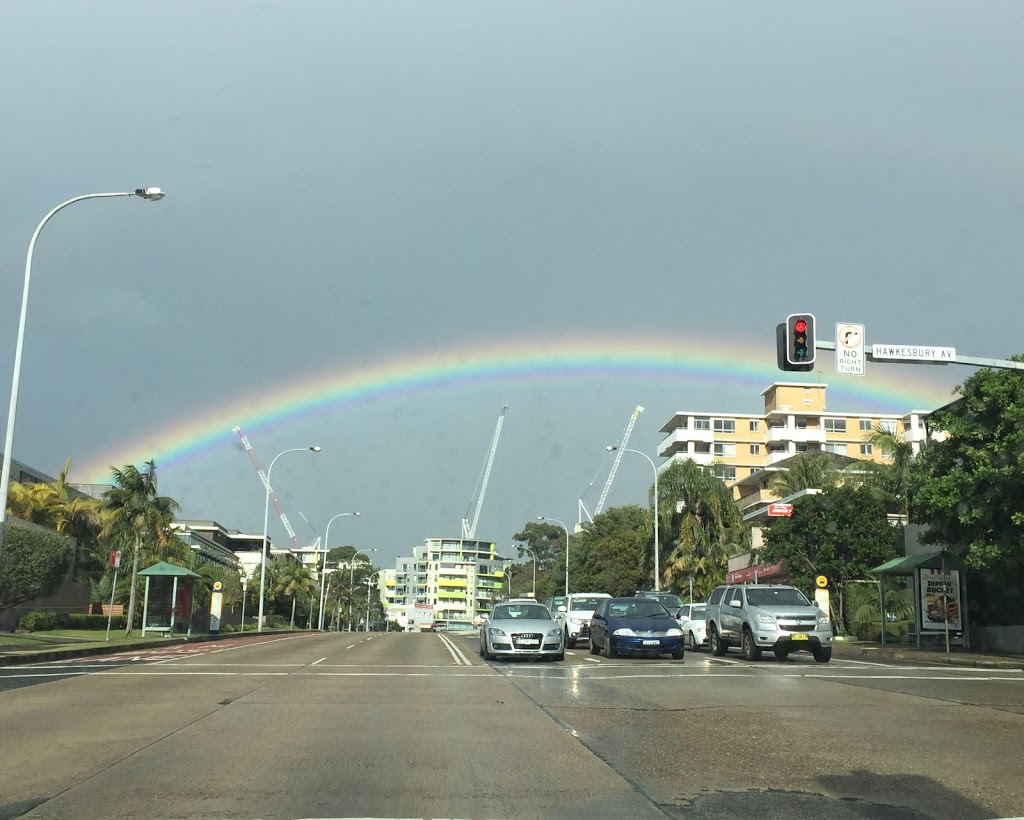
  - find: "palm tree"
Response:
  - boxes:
[101,461,181,636]
[769,452,838,497]
[657,459,749,595]
[274,560,317,629]
[866,424,916,519]
[6,480,60,527]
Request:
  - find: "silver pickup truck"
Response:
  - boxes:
[705,584,832,662]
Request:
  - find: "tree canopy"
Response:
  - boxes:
[568,505,650,597]
[0,523,74,610]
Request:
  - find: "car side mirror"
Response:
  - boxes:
[557,605,567,613]
[728,599,742,608]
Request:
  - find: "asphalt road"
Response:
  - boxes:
[0,631,1021,820]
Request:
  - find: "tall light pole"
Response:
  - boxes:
[538,516,570,595]
[0,188,166,558]
[364,571,382,632]
[347,548,377,631]
[515,543,537,598]
[608,445,660,591]
[317,512,361,630]
[257,445,320,632]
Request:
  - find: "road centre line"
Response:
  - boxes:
[312,657,327,665]
[437,633,472,666]
[346,644,356,650]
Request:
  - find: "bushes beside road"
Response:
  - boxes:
[18,612,127,632]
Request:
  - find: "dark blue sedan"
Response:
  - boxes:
[588,597,685,659]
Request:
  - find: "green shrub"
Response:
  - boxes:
[18,611,57,632]
[61,613,126,630]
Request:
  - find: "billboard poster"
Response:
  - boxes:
[919,568,962,631]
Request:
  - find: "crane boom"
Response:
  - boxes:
[233,426,303,550]
[595,405,645,515]
[462,405,509,540]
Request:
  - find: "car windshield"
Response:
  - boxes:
[745,589,811,607]
[609,601,669,618]
[493,605,550,620]
[570,597,605,611]
[646,593,684,609]
[686,605,707,619]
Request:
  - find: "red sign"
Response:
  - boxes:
[767,503,794,517]
[726,562,785,584]
[109,550,122,568]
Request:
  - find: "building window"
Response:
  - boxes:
[713,443,736,458]
[694,416,711,431]
[823,443,848,455]
[859,419,872,431]
[796,418,808,429]
[796,444,809,452]
[713,419,736,433]
[824,418,847,433]
[860,444,873,456]
[749,420,760,432]
[749,444,761,455]
[713,466,736,482]
[879,420,897,434]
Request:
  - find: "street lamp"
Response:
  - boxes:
[538,516,570,595]
[257,445,321,632]
[317,512,361,630]
[608,445,660,591]
[348,548,377,631]
[0,188,166,558]
[515,542,537,598]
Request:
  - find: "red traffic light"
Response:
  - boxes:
[794,320,807,333]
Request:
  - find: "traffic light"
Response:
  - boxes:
[776,314,816,372]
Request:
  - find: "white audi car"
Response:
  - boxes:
[480,602,564,661]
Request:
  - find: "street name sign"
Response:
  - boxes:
[767,503,794,517]
[871,344,955,362]
[836,322,865,375]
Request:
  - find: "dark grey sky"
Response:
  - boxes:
[1,3,1020,566]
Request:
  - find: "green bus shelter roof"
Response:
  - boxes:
[870,551,963,575]
[137,561,203,578]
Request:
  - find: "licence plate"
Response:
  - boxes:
[790,634,809,641]
[519,639,539,646]
[642,639,660,646]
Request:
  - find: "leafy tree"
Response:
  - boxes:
[769,452,840,497]
[760,485,901,632]
[274,560,317,628]
[326,545,359,563]
[568,505,649,596]
[658,459,749,597]
[0,523,74,610]
[852,425,918,519]
[511,521,565,571]
[100,461,181,636]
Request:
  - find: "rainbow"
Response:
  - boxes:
[76,334,957,482]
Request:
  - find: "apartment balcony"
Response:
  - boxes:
[764,426,827,444]
[737,488,782,512]
[764,450,793,466]
[438,578,468,589]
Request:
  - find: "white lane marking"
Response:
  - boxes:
[0,672,92,679]
[206,634,313,654]
[707,656,742,665]
[346,645,357,650]
[437,633,472,666]
[312,657,327,666]
[585,658,601,664]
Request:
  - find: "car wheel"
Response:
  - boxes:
[603,634,616,659]
[671,644,685,660]
[565,630,576,649]
[813,647,832,663]
[710,625,727,656]
[773,647,790,660]
[553,651,565,662]
[741,627,762,661]
[589,635,600,655]
[688,631,697,651]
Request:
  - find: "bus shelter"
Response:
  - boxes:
[138,561,202,637]
[869,550,969,649]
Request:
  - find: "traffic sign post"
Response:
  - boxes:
[835,323,865,376]
[105,551,122,643]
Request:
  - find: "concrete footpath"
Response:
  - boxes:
[831,637,1024,669]
[0,629,314,667]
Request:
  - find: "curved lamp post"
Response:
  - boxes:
[257,445,320,631]
[0,188,165,558]
[608,445,660,591]
[538,516,570,595]
[317,512,361,630]
[347,547,377,631]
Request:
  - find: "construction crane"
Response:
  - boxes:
[593,405,645,516]
[462,405,509,540]
[233,425,303,550]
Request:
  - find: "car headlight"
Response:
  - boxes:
[570,617,584,625]
[487,628,506,636]
[755,613,776,625]
[817,615,831,625]
[612,628,636,637]
[666,628,683,636]
[547,627,561,637]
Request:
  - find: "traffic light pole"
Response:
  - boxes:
[814,341,1024,372]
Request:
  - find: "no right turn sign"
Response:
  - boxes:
[836,322,865,376]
